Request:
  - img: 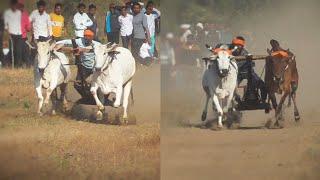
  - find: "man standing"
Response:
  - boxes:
[105,3,120,44]
[231,36,267,103]
[131,2,150,65]
[50,3,64,41]
[0,13,4,66]
[145,2,158,57]
[4,0,23,68]
[118,6,133,49]
[18,2,31,67]
[30,0,52,42]
[87,4,98,41]
[73,3,93,38]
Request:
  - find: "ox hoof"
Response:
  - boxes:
[113,103,120,108]
[265,119,273,129]
[121,117,129,125]
[211,125,223,131]
[96,111,103,121]
[294,112,300,122]
[201,112,207,121]
[274,120,284,129]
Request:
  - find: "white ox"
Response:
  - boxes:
[90,44,136,121]
[34,41,71,115]
[201,47,238,128]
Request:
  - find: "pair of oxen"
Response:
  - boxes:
[201,43,300,129]
[34,40,135,122]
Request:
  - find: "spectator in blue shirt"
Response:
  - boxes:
[105,3,120,44]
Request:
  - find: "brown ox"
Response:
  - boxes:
[265,40,300,127]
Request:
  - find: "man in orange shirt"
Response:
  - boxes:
[50,3,64,41]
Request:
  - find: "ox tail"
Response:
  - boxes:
[130,87,134,106]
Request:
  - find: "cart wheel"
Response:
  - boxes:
[226,110,242,129]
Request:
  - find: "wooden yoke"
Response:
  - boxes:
[233,55,269,61]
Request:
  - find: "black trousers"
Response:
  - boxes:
[238,71,267,102]
[22,38,32,68]
[107,32,120,44]
[9,34,23,68]
[0,31,3,66]
[131,38,144,65]
[74,65,93,99]
[121,35,132,49]
[74,65,105,104]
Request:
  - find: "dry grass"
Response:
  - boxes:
[0,68,160,180]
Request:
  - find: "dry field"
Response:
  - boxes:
[0,66,160,180]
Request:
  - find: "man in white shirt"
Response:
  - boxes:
[29,0,52,42]
[73,3,93,38]
[4,0,23,68]
[145,3,158,57]
[118,6,133,49]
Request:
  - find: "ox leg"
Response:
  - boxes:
[50,89,58,115]
[60,83,68,111]
[212,95,223,129]
[114,85,123,108]
[287,93,292,107]
[291,92,300,122]
[201,95,210,121]
[225,91,234,113]
[275,93,288,127]
[91,86,104,120]
[269,93,277,110]
[122,81,132,124]
[202,87,210,121]
[35,85,44,115]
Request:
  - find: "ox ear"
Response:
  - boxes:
[267,48,272,55]
[105,43,118,52]
[49,41,57,51]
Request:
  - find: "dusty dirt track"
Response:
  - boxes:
[0,65,160,179]
[161,1,320,179]
[161,64,320,180]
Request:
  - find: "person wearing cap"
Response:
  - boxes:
[231,36,267,103]
[180,24,192,43]
[73,3,93,38]
[55,29,101,99]
[29,0,52,42]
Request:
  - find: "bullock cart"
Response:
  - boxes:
[58,47,136,125]
[201,54,271,129]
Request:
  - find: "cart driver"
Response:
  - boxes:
[230,36,267,103]
[55,29,101,101]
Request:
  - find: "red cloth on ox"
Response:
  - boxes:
[271,50,289,58]
[213,48,232,55]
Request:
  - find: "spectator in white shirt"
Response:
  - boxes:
[118,6,133,49]
[73,3,93,38]
[145,3,158,57]
[4,0,23,68]
[29,0,52,42]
